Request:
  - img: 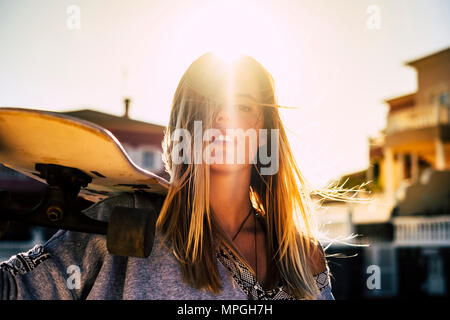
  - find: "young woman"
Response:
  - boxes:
[0,53,333,300]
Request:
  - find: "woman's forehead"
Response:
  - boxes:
[215,93,259,108]
[187,63,263,105]
[218,80,261,106]
[233,93,258,105]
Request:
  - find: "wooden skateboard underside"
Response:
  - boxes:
[0,107,169,202]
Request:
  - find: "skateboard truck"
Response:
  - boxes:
[0,164,157,258]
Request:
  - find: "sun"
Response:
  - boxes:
[212,50,241,66]
[171,1,274,65]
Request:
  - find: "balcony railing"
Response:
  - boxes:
[393,216,450,246]
[386,104,450,135]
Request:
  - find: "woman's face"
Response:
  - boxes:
[207,72,265,174]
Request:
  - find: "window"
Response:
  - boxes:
[438,92,449,106]
[142,151,155,169]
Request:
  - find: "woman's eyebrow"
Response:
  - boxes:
[235,93,257,101]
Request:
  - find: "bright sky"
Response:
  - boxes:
[1,0,449,188]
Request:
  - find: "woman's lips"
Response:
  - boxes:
[213,135,232,142]
[210,135,237,145]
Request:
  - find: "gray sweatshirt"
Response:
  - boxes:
[0,192,334,300]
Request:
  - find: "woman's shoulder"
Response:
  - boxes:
[307,240,327,276]
[308,240,334,299]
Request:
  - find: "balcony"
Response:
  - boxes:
[386,104,450,135]
[393,216,450,246]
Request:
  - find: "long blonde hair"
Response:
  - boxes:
[157,52,347,299]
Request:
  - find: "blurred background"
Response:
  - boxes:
[0,0,449,299]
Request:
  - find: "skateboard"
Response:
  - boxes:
[0,107,169,258]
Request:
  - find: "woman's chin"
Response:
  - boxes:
[209,162,251,174]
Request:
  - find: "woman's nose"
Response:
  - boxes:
[214,108,233,125]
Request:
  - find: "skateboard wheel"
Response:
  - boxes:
[106,206,157,258]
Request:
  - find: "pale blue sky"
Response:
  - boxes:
[1,0,449,187]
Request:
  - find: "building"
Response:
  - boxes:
[368,47,450,198]
[319,47,450,299]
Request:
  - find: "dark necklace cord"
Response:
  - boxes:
[231,206,259,283]
[254,209,258,283]
[231,206,254,241]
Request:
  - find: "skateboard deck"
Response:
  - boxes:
[0,107,169,202]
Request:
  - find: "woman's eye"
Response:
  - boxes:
[237,105,252,112]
